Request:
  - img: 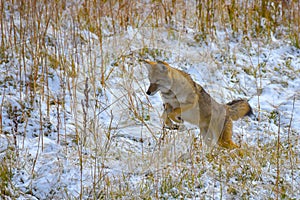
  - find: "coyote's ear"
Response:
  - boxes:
[156,61,168,72]
[142,59,156,72]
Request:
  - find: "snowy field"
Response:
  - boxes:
[0,1,299,199]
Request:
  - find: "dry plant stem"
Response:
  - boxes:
[103,110,114,155]
[0,89,5,134]
[257,42,262,122]
[287,95,296,187]
[247,39,262,146]
[45,57,50,118]
[79,78,90,199]
[32,100,43,175]
[39,97,44,152]
[59,69,68,149]
[275,113,280,200]
[56,97,60,144]
[219,161,223,199]
[22,112,28,149]
[12,106,18,148]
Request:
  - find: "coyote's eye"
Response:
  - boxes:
[156,80,162,85]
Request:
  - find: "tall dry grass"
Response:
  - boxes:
[0,0,299,199]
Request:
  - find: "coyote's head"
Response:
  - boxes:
[143,60,172,96]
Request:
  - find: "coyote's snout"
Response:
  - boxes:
[143,59,254,149]
[146,83,159,95]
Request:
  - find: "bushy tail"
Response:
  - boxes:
[227,99,254,121]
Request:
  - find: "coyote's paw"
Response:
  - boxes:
[163,114,180,130]
[218,140,239,149]
[163,123,180,130]
[168,113,184,123]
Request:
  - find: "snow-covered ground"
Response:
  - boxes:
[0,1,299,199]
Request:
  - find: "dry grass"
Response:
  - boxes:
[0,0,299,199]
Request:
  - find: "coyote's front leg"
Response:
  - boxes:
[167,95,199,123]
[162,103,182,129]
[167,107,184,123]
[167,100,198,123]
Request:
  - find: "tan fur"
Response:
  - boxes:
[143,60,254,149]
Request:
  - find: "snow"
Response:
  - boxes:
[0,1,299,199]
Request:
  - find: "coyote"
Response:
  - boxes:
[143,60,254,149]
